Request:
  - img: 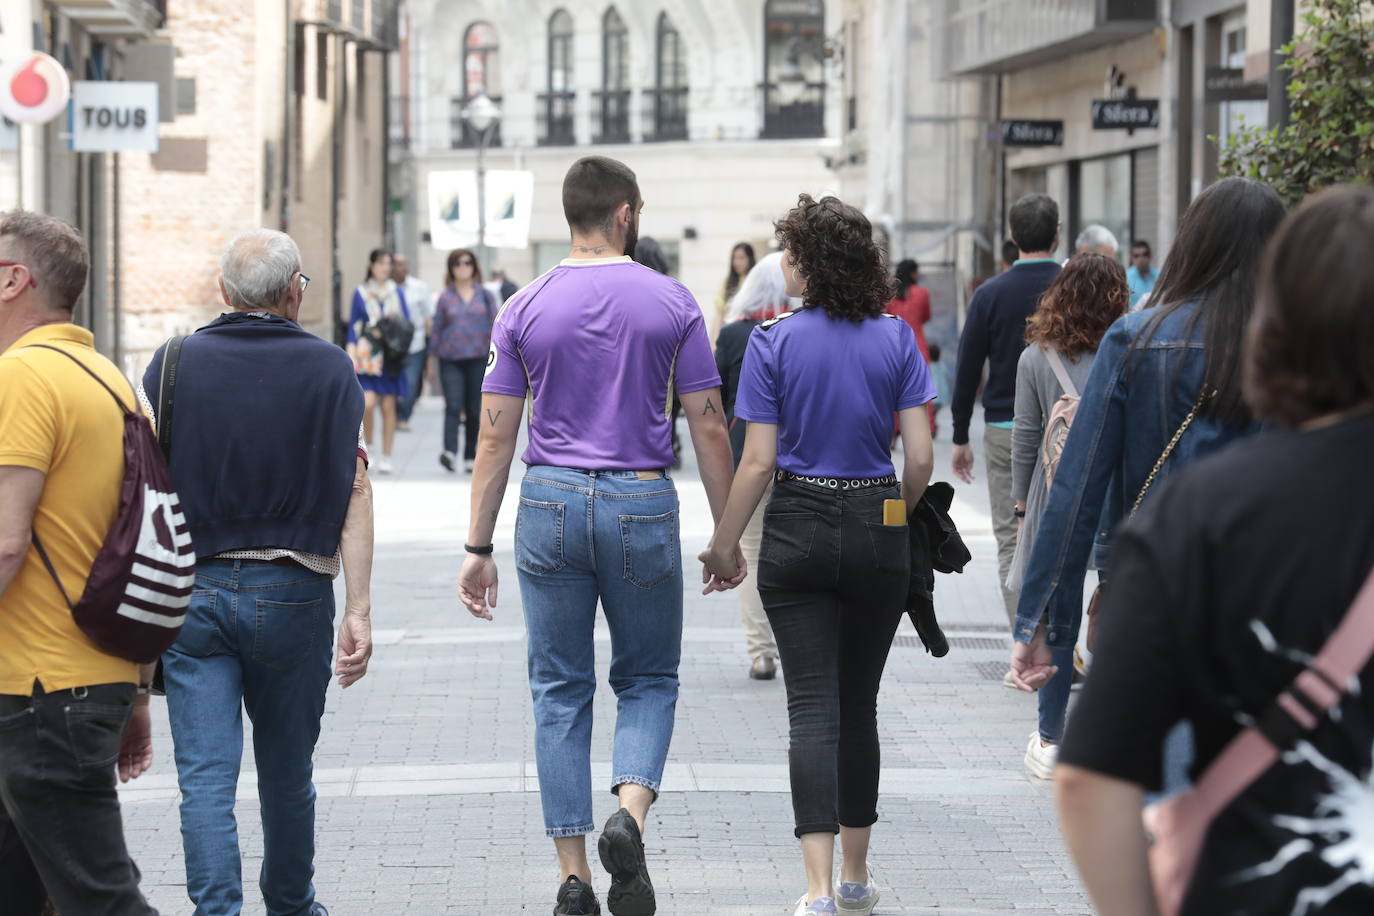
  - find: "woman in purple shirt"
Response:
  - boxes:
[429,248,497,473]
[701,195,937,916]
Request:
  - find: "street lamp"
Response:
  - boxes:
[462,91,502,269]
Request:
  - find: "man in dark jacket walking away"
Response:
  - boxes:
[950,194,1061,624]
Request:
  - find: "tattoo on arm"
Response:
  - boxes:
[702,398,717,416]
[486,408,503,426]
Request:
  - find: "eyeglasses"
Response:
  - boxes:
[0,262,37,288]
[299,273,311,294]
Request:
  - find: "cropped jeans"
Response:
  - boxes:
[162,558,336,916]
[516,466,683,837]
[758,479,910,837]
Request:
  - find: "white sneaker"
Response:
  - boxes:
[1024,731,1058,780]
[794,895,838,916]
[376,456,393,475]
[463,459,474,473]
[837,869,880,914]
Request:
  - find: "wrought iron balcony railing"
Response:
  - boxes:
[760,83,826,140]
[593,90,632,145]
[450,96,504,150]
[537,92,577,147]
[643,87,688,142]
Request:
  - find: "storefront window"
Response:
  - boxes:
[1077,154,1131,263]
[1219,17,1266,148]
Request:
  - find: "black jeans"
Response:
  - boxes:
[758,481,910,838]
[0,683,158,915]
[439,356,486,460]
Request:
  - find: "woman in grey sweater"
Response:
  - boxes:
[1008,254,1130,594]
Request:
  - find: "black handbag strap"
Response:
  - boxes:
[29,531,74,610]
[157,335,187,457]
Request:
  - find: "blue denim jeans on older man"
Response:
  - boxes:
[162,558,335,916]
[516,466,683,837]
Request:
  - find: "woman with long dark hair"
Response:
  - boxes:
[429,248,496,473]
[713,241,756,338]
[701,195,935,915]
[1009,177,1286,783]
[1056,185,1374,916]
[348,247,411,474]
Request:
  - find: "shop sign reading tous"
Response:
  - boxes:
[72,82,160,152]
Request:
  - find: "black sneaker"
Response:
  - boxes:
[598,808,655,915]
[555,875,601,915]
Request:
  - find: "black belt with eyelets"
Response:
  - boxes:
[774,469,899,491]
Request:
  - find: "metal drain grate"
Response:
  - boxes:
[892,635,1009,651]
[972,660,1010,681]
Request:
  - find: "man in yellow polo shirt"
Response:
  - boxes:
[0,211,159,915]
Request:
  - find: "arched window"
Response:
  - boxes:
[596,7,630,143]
[649,12,687,141]
[453,22,502,148]
[540,9,576,146]
[762,0,825,139]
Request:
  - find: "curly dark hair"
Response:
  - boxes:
[773,194,889,323]
[1025,253,1128,356]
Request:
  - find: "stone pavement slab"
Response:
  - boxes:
[119,397,1089,914]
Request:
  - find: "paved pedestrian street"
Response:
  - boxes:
[119,397,1091,915]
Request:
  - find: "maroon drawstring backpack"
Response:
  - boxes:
[25,344,195,663]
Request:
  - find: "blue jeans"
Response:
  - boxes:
[516,466,683,837]
[398,347,427,422]
[1038,644,1076,744]
[162,558,336,916]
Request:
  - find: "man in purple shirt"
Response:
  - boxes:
[458,156,739,916]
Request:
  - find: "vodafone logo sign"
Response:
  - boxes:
[0,53,71,125]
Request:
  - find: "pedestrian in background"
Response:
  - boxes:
[348,248,411,475]
[459,156,738,916]
[1056,185,1374,916]
[701,194,936,916]
[1001,239,1020,273]
[392,253,432,432]
[430,248,496,474]
[886,258,934,435]
[1010,177,1286,788]
[141,229,374,916]
[1006,253,1128,777]
[713,241,756,340]
[0,211,160,916]
[714,250,790,681]
[632,236,671,275]
[927,343,951,439]
[1074,224,1119,259]
[1128,239,1160,309]
[490,268,519,303]
[951,194,1062,625]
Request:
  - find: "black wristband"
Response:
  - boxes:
[1013,508,1026,518]
[464,543,494,555]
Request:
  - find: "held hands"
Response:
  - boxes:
[952,444,976,484]
[459,553,498,620]
[335,608,373,687]
[699,543,747,595]
[1009,623,1058,693]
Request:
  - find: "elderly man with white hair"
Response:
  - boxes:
[137,229,374,916]
[1074,224,1120,258]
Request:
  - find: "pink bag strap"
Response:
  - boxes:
[1044,347,1079,400]
[1184,563,1374,822]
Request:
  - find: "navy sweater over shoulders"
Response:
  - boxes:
[142,312,365,558]
[950,260,1061,444]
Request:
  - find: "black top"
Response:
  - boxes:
[714,318,761,467]
[950,260,1060,443]
[1059,411,1374,914]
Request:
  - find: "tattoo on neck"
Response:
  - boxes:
[703,398,717,416]
[486,408,503,426]
[574,245,611,255]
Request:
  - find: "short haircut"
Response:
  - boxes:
[1074,224,1119,255]
[221,229,302,310]
[1008,194,1058,254]
[1002,239,1020,266]
[1131,239,1151,254]
[1245,185,1374,426]
[0,210,88,312]
[562,156,640,237]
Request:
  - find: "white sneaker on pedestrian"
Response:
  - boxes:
[1024,731,1058,780]
[836,868,880,914]
[794,895,838,915]
[463,459,474,473]
[377,456,393,475]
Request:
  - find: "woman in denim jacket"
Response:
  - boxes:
[1009,178,1286,778]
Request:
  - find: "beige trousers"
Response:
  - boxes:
[739,482,778,659]
[984,424,1020,623]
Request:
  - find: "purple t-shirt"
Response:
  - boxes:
[483,256,720,470]
[734,308,936,478]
